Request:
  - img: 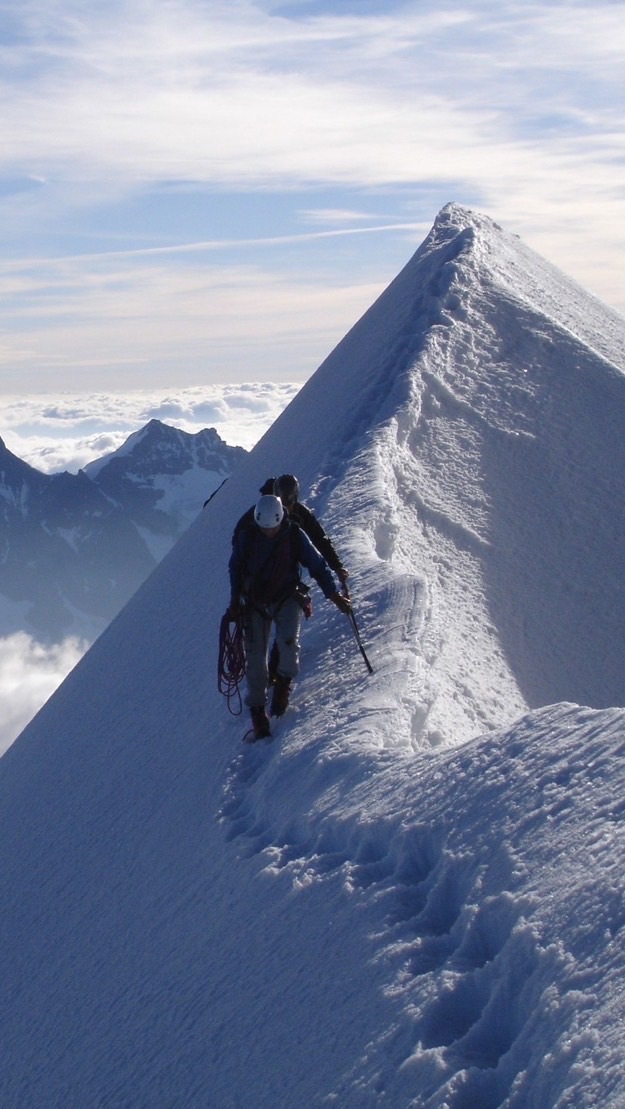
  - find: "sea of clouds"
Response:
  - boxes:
[1,382,301,473]
[0,382,301,753]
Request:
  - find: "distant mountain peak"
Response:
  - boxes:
[0,419,247,639]
[84,420,242,480]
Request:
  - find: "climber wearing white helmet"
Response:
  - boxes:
[228,494,350,739]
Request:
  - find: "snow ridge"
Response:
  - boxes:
[1,205,625,1106]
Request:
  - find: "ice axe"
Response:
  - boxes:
[341,580,374,675]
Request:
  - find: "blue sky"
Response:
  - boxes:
[0,0,624,394]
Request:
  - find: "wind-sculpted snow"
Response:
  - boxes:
[220,703,625,1106]
[1,204,625,1106]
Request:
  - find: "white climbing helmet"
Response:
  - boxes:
[254,494,284,529]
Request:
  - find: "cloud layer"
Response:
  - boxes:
[0,633,87,756]
[1,381,301,471]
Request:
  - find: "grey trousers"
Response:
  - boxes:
[244,595,302,708]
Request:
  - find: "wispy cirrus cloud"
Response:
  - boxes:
[2,1,621,193]
[0,0,623,395]
[0,248,389,389]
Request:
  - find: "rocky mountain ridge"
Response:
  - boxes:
[0,420,246,640]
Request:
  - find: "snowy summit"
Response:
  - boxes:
[1,204,625,1106]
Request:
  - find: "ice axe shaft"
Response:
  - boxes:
[340,580,373,674]
[346,606,374,675]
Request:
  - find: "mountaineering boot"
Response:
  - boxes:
[250,705,271,740]
[270,674,291,718]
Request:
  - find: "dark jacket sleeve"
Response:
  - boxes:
[231,505,255,547]
[293,503,345,574]
[296,529,338,599]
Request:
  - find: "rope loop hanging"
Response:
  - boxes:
[217,611,246,716]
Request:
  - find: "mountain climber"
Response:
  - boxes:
[229,494,351,739]
[276,474,349,586]
[232,475,348,586]
[232,475,349,682]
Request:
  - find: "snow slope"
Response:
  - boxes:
[1,204,625,1107]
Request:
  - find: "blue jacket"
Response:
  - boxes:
[229,519,338,607]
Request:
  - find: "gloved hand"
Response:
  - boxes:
[337,567,350,586]
[331,592,352,615]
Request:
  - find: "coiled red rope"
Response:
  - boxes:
[217,611,246,715]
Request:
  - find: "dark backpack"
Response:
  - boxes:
[238,520,302,607]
